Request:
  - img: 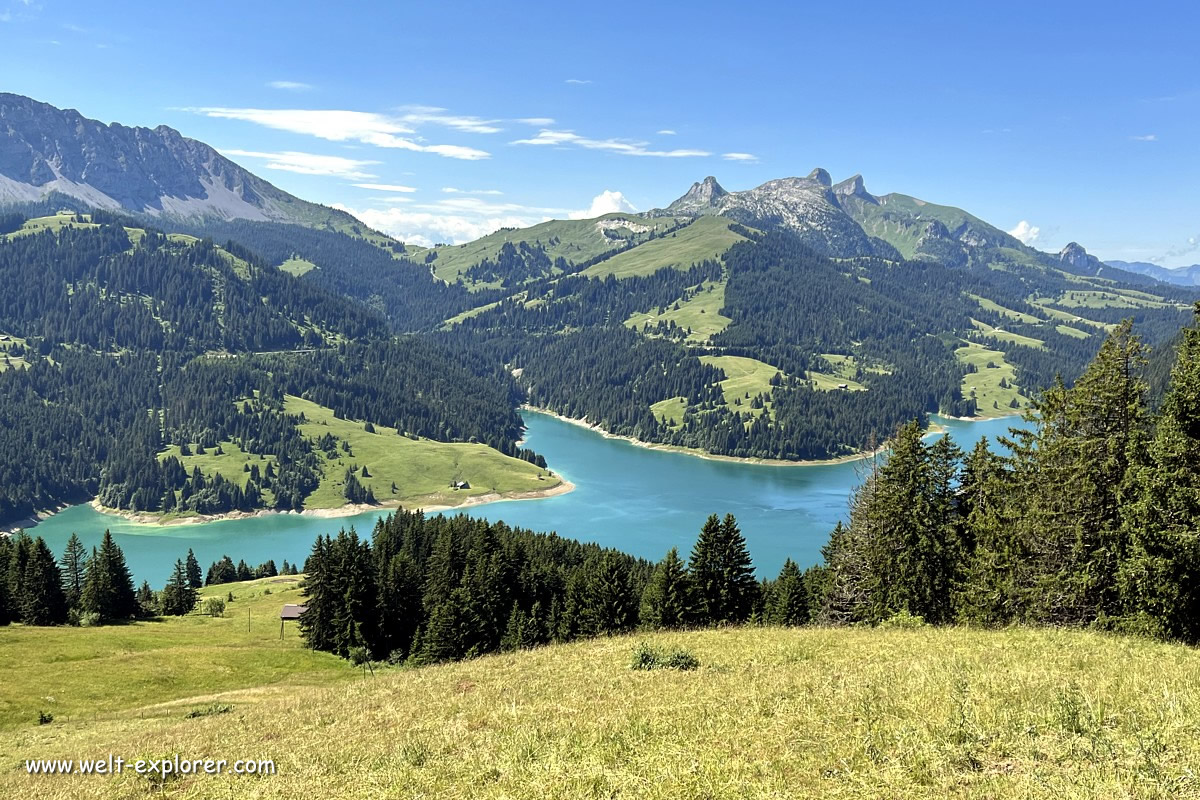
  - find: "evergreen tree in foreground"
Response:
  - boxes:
[20,537,68,625]
[60,532,88,610]
[80,530,138,621]
[185,548,203,590]
[160,558,197,616]
[1120,305,1200,641]
[764,558,809,626]
[639,547,694,629]
[689,513,758,624]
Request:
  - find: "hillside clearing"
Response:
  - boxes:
[625,279,731,342]
[700,355,781,418]
[955,341,1026,416]
[581,216,748,280]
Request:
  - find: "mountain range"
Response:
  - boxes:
[0,91,1196,487]
[1104,260,1200,287]
[0,92,375,237]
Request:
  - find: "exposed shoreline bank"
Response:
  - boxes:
[521,406,1019,468]
[10,479,576,532]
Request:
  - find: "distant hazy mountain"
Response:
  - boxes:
[1105,260,1200,287]
[0,92,372,234]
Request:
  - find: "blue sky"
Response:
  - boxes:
[1,0,1197,263]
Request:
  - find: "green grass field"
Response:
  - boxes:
[966,293,1044,324]
[0,575,351,733]
[625,279,731,342]
[970,319,1046,350]
[581,217,748,280]
[650,396,688,426]
[278,257,317,277]
[429,214,685,287]
[6,624,1200,798]
[955,340,1026,416]
[1055,323,1093,340]
[287,396,561,509]
[1029,299,1115,332]
[700,355,781,419]
[807,354,871,392]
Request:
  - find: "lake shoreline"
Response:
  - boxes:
[521,406,1019,467]
[12,479,576,532]
[523,406,886,467]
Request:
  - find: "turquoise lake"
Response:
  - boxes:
[28,412,1022,584]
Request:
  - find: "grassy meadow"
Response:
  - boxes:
[5,623,1200,798]
[581,217,748,279]
[955,340,1026,416]
[625,279,732,342]
[0,576,350,733]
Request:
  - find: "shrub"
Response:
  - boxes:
[630,642,700,671]
[38,710,53,725]
[79,611,102,628]
[204,597,226,617]
[184,703,232,719]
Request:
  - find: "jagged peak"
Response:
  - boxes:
[1060,241,1087,256]
[668,175,727,211]
[806,168,832,187]
[832,173,876,204]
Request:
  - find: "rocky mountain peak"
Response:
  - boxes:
[1060,242,1090,269]
[806,168,832,187]
[666,175,728,213]
[832,173,876,204]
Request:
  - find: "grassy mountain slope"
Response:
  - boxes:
[4,617,1199,798]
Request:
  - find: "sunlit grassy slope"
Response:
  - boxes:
[0,576,350,732]
[6,625,1200,798]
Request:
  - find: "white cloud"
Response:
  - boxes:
[657,129,677,135]
[351,183,417,193]
[396,105,502,134]
[1008,220,1041,245]
[512,129,710,158]
[268,81,313,91]
[336,190,636,247]
[723,152,758,162]
[185,107,491,160]
[442,187,504,195]
[221,149,379,179]
[517,117,555,126]
[1130,134,1158,142]
[569,190,637,220]
[335,203,552,248]
[565,79,592,85]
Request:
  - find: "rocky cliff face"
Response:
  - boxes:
[0,93,355,229]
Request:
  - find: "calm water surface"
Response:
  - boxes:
[30,412,1022,583]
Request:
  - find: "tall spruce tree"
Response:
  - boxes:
[0,535,13,625]
[20,537,68,625]
[184,549,203,590]
[1013,321,1149,625]
[300,536,336,651]
[640,547,694,629]
[60,532,88,610]
[764,558,808,626]
[689,513,758,624]
[1120,305,1200,640]
[80,531,138,621]
[160,559,196,616]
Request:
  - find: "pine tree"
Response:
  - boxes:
[1014,321,1149,625]
[60,532,88,610]
[689,514,758,624]
[300,536,336,651]
[764,558,808,626]
[20,537,68,625]
[956,439,1026,624]
[160,559,196,616]
[0,536,13,625]
[80,531,138,621]
[377,552,423,659]
[589,552,637,634]
[184,548,202,589]
[1120,305,1200,640]
[639,547,694,629]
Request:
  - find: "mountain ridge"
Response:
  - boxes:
[0,93,384,238]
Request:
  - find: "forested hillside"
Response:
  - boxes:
[0,213,543,528]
